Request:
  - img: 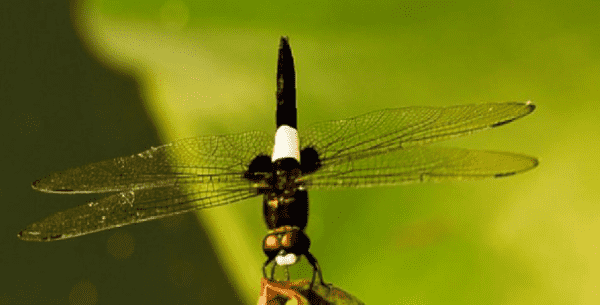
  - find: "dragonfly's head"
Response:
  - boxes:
[263,226,309,268]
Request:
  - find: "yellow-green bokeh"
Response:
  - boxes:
[67,0,600,304]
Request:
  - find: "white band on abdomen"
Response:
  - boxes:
[272,125,300,162]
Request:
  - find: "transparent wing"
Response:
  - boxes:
[21,130,274,241]
[300,102,535,168]
[32,131,274,193]
[302,146,538,189]
[19,178,258,241]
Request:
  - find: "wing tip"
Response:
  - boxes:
[18,229,64,242]
[522,100,536,115]
[525,100,536,112]
[17,229,36,241]
[494,156,539,178]
[31,179,41,190]
[31,179,75,193]
[490,101,536,128]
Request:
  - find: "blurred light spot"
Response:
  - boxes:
[160,0,190,31]
[106,231,135,260]
[394,217,451,249]
[14,112,40,135]
[167,260,196,288]
[69,280,98,305]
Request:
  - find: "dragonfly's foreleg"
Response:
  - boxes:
[262,258,275,279]
[304,251,329,291]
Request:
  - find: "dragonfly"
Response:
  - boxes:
[18,37,537,289]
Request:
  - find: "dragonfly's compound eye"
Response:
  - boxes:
[300,147,321,174]
[264,234,280,250]
[245,155,273,180]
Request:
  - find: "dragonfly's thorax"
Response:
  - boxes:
[245,156,305,193]
[244,155,309,230]
[273,158,304,191]
[261,158,308,230]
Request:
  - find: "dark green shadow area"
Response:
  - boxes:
[0,1,241,304]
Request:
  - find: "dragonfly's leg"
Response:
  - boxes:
[285,265,290,281]
[304,252,330,290]
[271,260,277,280]
[263,258,274,279]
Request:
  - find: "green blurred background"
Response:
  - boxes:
[1,0,598,304]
